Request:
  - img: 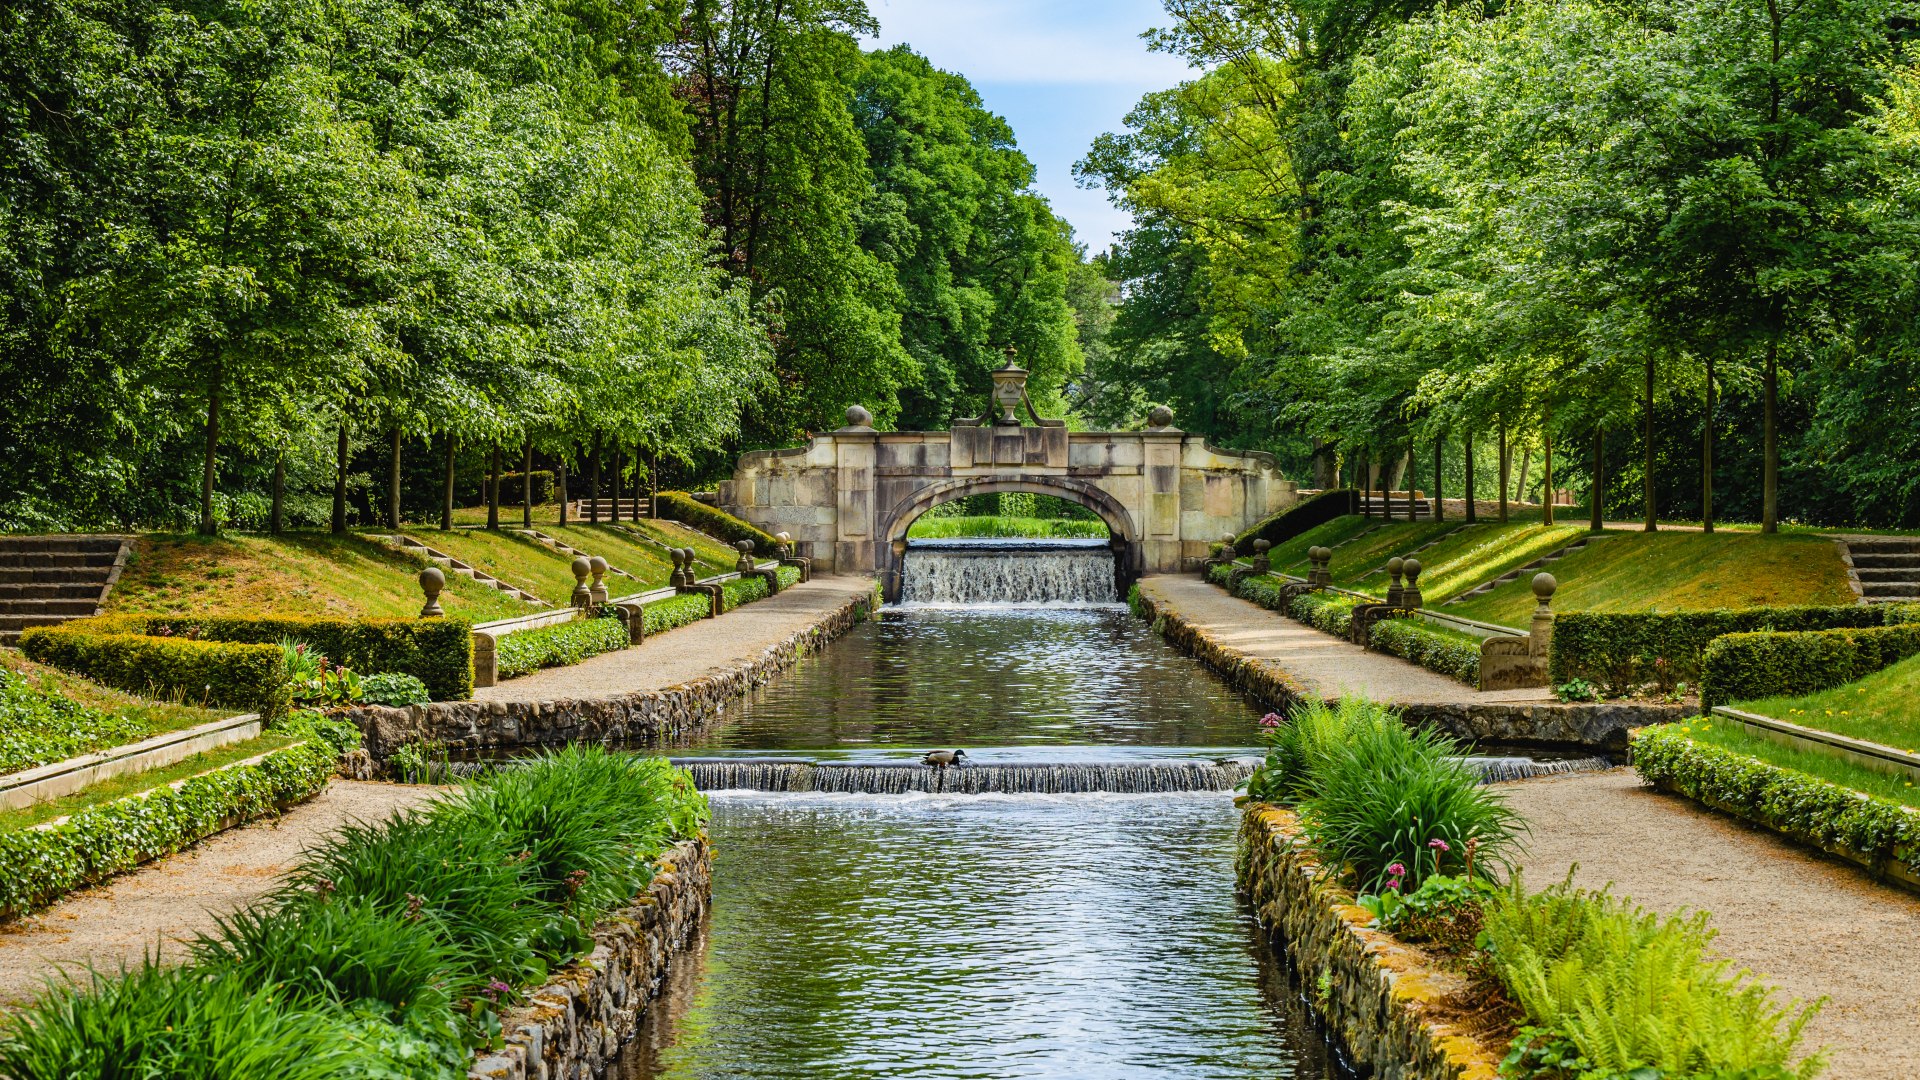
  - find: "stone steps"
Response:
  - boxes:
[1356,496,1437,520]
[1358,523,1478,580]
[1842,538,1920,604]
[1445,533,1601,604]
[569,498,651,520]
[514,529,639,581]
[383,536,549,607]
[0,535,131,646]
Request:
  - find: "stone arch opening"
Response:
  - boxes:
[878,477,1142,603]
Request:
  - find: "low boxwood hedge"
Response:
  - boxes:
[1369,617,1481,685]
[642,592,711,636]
[1700,622,1920,707]
[1289,590,1359,636]
[495,613,630,680]
[720,574,770,610]
[1548,605,1890,693]
[0,737,337,917]
[656,490,779,551]
[1633,724,1920,874]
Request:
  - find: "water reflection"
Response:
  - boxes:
[619,792,1346,1080]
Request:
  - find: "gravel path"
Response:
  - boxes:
[476,576,875,702]
[1504,768,1920,1080]
[1138,575,1553,705]
[0,781,436,1008]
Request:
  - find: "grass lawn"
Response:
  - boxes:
[1413,523,1587,604]
[0,732,301,830]
[449,504,746,570]
[1319,521,1458,587]
[1266,515,1382,576]
[108,533,527,622]
[1672,715,1920,808]
[403,527,583,606]
[541,524,677,588]
[1733,652,1920,752]
[1447,531,1854,625]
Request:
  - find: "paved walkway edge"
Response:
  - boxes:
[1133,576,1685,749]
[345,582,877,760]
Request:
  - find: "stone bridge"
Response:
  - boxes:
[717,366,1297,599]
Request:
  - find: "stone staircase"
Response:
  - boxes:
[1844,538,1920,603]
[1357,493,1437,520]
[0,536,130,646]
[568,497,651,520]
[1358,523,1476,581]
[514,529,638,583]
[384,536,549,607]
[1444,533,1604,604]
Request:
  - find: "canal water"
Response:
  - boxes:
[621,543,1348,1078]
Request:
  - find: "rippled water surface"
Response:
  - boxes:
[619,792,1343,1080]
[676,607,1261,750]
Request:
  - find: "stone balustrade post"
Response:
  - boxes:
[734,539,757,575]
[418,566,445,618]
[588,556,609,606]
[1529,572,1557,656]
[1401,558,1423,609]
[570,556,593,609]
[1386,557,1405,607]
[1253,538,1272,572]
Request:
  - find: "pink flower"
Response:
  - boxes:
[1386,877,1403,891]
[1258,712,1282,728]
[1428,838,1450,852]
[1386,862,1407,877]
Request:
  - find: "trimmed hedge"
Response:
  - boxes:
[0,738,337,917]
[1369,617,1481,685]
[1634,724,1920,874]
[1700,623,1920,707]
[1235,573,1290,612]
[495,470,554,506]
[776,564,801,590]
[1233,488,1355,553]
[21,618,290,717]
[496,614,629,680]
[656,490,779,550]
[720,574,770,611]
[1548,606,1889,692]
[643,593,710,636]
[1289,590,1359,636]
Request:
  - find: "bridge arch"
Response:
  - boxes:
[878,476,1142,603]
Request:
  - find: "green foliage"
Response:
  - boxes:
[20,618,293,718]
[1634,724,1920,874]
[0,669,148,775]
[720,575,772,611]
[1289,591,1360,637]
[276,710,362,757]
[495,615,629,681]
[0,740,334,918]
[1485,877,1822,1080]
[1243,698,1393,807]
[1368,617,1482,686]
[494,471,554,506]
[643,593,712,636]
[1358,872,1498,954]
[656,492,780,551]
[906,516,1110,539]
[1548,607,1890,694]
[358,673,431,708]
[1701,624,1920,708]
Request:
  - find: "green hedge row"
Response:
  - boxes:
[1289,590,1359,636]
[656,490,779,550]
[495,469,554,506]
[721,574,770,610]
[643,593,711,636]
[21,619,291,717]
[1633,724,1920,874]
[1368,617,1481,685]
[496,614,630,680]
[1548,605,1889,692]
[0,738,337,917]
[1700,623,1920,707]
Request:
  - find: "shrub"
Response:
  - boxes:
[1289,590,1359,636]
[1233,488,1354,553]
[0,671,148,775]
[1300,717,1525,894]
[1547,606,1887,693]
[20,617,291,717]
[775,564,801,590]
[1235,573,1291,612]
[1700,623,1920,707]
[357,672,431,707]
[643,593,710,636]
[655,490,778,550]
[720,574,770,610]
[1485,876,1822,1080]
[494,469,553,506]
[495,614,628,680]
[1368,617,1481,685]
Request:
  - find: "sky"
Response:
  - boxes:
[862,0,1193,254]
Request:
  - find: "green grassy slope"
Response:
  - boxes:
[1733,652,1920,752]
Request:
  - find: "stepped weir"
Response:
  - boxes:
[898,538,1119,605]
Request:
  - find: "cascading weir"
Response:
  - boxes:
[899,538,1118,605]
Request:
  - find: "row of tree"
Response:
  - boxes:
[0,0,1103,532]
[1078,0,1920,529]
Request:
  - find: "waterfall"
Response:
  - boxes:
[677,757,1258,794]
[901,539,1118,606]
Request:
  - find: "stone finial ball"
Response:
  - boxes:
[1532,571,1559,599]
[588,556,608,576]
[1147,404,1175,428]
[776,531,792,544]
[736,539,754,553]
[845,404,874,428]
[1253,539,1271,554]
[418,566,444,593]
[1402,558,1422,579]
[1310,546,1328,561]
[1387,557,1404,575]
[571,555,591,581]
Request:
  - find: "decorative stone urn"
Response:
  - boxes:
[990,360,1030,426]
[1386,557,1406,606]
[1401,559,1424,609]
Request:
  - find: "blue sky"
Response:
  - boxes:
[863,0,1193,254]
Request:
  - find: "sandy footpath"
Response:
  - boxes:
[1504,768,1920,1080]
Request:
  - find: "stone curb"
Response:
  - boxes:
[469,838,712,1080]
[1237,805,1502,1080]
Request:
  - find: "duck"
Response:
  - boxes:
[923,749,968,769]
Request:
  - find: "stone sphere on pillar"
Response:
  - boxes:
[844,404,874,429]
[1147,404,1175,429]
[1402,558,1422,583]
[1532,572,1559,603]
[417,566,445,618]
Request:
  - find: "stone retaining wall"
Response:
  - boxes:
[1133,584,1686,749]
[1238,805,1501,1080]
[345,589,874,760]
[470,838,712,1080]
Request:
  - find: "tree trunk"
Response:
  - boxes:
[1497,417,1509,523]
[1591,427,1605,532]
[1432,433,1443,522]
[441,438,456,531]
[649,451,661,519]
[486,443,500,530]
[332,424,349,535]
[1762,337,1778,533]
[199,376,221,536]
[388,428,403,530]
[632,441,644,523]
[1464,433,1477,523]
[270,454,284,536]
[1515,445,1532,507]
[522,438,533,529]
[558,452,570,526]
[1703,353,1715,534]
[1407,436,1418,520]
[1644,356,1658,532]
[590,437,602,524]
[1384,449,1396,522]
[1542,433,1554,527]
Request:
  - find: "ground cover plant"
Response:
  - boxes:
[495,613,630,680]
[1449,532,1854,626]
[0,747,708,1078]
[1732,653,1920,751]
[0,654,227,775]
[107,534,526,622]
